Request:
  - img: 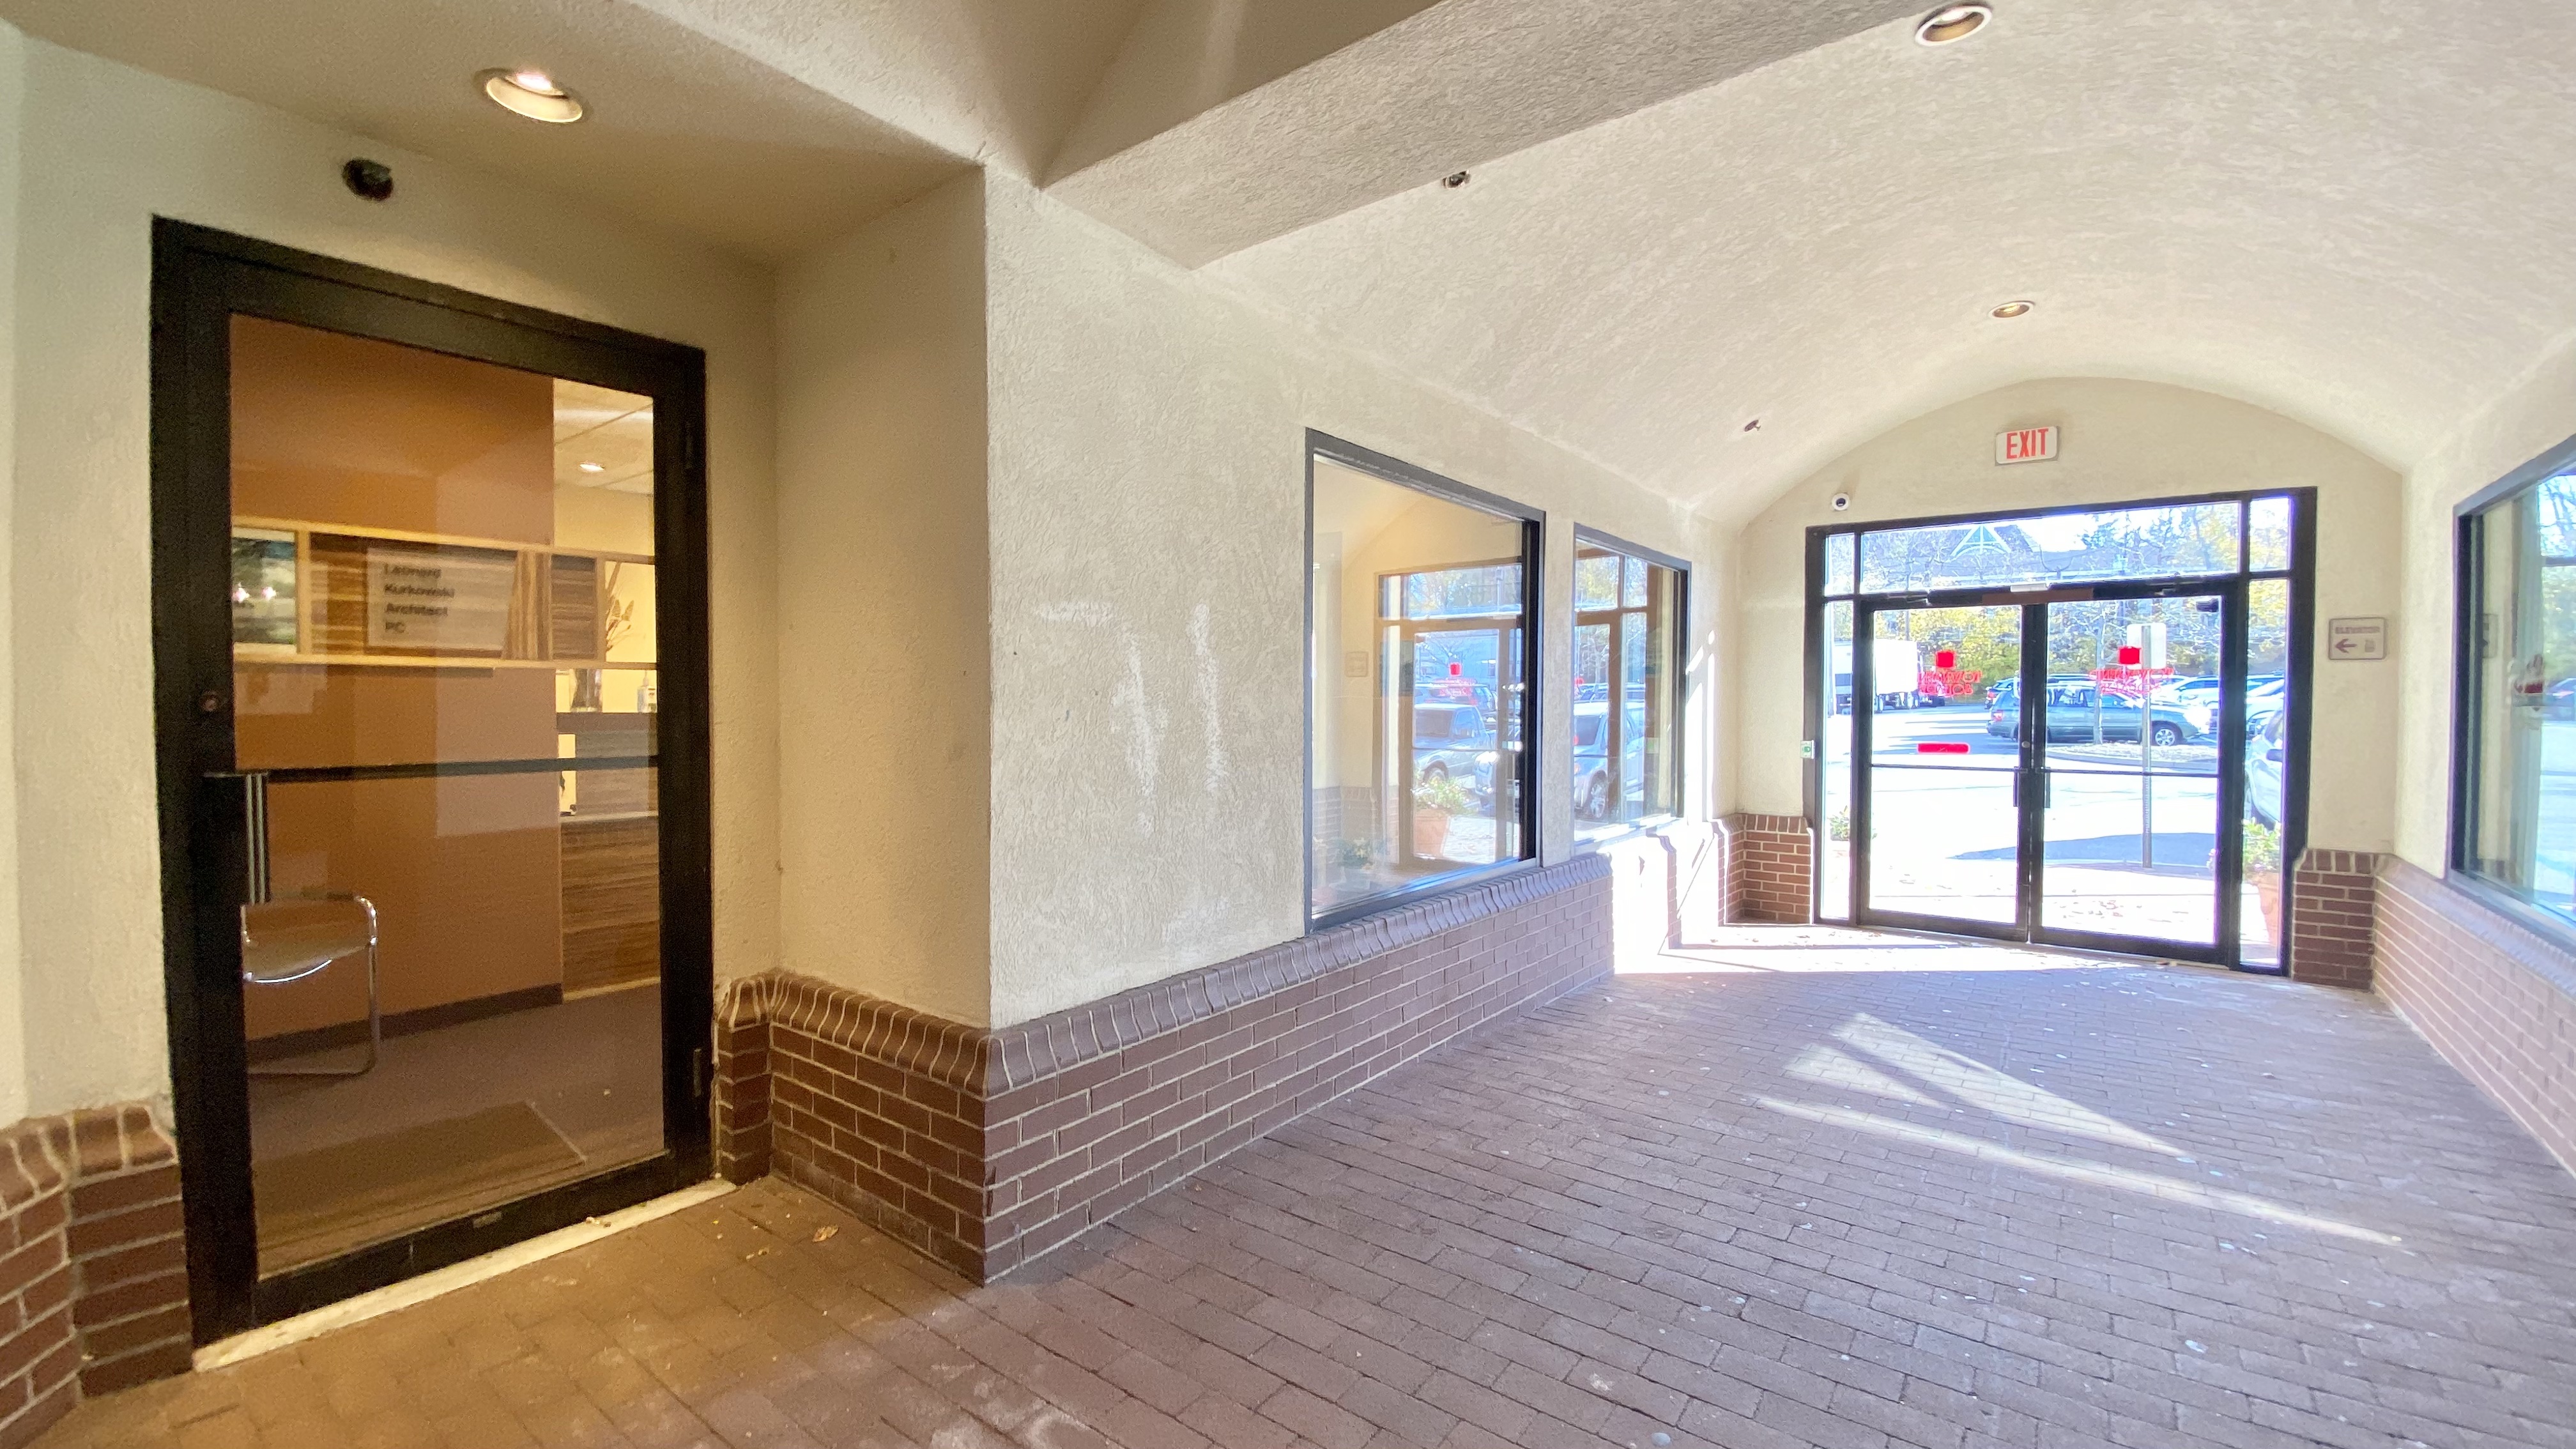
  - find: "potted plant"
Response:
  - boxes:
[1413,772,1473,856]
[1330,837,1374,891]
[2244,820,2284,942]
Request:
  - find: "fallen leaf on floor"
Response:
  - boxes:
[813,1226,838,1243]
[745,1246,772,1260]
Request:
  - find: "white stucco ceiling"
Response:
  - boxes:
[0,0,976,261]
[1047,0,1924,266]
[1204,0,2576,526]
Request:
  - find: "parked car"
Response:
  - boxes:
[1411,703,1498,800]
[2246,707,2287,825]
[1991,680,2207,744]
[2043,682,2207,745]
[1982,676,2093,736]
[1572,703,1645,820]
[2545,677,2576,721]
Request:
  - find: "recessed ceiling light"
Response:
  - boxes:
[578,461,605,473]
[478,68,584,124]
[1991,300,2035,319]
[1915,3,1993,45]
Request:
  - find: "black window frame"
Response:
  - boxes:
[1800,486,2315,969]
[2448,431,2576,947]
[1305,431,1544,931]
[1570,525,1689,842]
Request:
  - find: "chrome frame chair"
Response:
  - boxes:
[236,772,382,1078]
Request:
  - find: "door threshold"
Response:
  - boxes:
[194,1177,735,1372]
[1840,919,2267,972]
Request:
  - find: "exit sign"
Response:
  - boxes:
[1995,426,2058,464]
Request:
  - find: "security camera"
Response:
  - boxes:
[1830,493,1852,512]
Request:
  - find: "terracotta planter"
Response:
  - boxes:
[2252,870,2283,943]
[1413,810,1450,857]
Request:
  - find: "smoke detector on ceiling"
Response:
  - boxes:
[1915,4,1993,44]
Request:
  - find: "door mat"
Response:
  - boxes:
[256,1101,586,1275]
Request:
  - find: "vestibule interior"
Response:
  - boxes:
[228,316,666,1274]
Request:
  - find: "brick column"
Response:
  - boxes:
[1722,813,1814,924]
[2289,848,2380,988]
[0,1105,187,1445]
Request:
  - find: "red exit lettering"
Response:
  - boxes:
[1995,425,2058,465]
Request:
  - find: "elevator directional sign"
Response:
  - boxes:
[2328,617,2387,660]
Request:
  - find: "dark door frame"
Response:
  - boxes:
[1850,579,2250,964]
[1804,487,2317,972]
[150,220,715,1341]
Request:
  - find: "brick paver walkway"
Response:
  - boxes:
[44,958,2576,1448]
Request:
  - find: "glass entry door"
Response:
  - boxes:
[2035,595,2228,949]
[155,224,712,1340]
[1852,586,2256,960]
[1853,604,2027,932]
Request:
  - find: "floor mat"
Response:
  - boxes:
[254,1101,586,1275]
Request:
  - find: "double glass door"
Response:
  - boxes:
[1850,585,2262,962]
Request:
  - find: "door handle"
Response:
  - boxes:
[235,771,272,906]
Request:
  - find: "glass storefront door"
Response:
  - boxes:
[155,224,711,1339]
[2035,595,2228,949]
[1854,604,2026,931]
[1837,546,2288,969]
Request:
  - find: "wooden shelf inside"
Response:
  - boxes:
[233,512,656,671]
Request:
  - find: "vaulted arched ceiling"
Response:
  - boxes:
[1202,0,2576,525]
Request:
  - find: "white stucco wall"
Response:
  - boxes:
[775,172,992,1025]
[0,22,26,1128]
[981,171,1719,1028]
[2391,337,2576,873]
[7,36,779,1117]
[1733,378,2404,855]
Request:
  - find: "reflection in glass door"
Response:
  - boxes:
[231,321,668,1277]
[1856,605,2025,930]
[155,223,710,1338]
[2036,595,2226,946]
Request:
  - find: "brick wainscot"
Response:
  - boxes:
[0,1107,190,1448]
[712,854,1614,1281]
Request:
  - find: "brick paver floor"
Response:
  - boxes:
[45,954,2576,1448]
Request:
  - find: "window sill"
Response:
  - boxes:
[1308,857,1545,933]
[2440,866,2576,963]
[1572,813,1686,851]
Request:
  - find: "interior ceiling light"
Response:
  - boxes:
[578,461,605,473]
[1914,3,1992,44]
[479,68,584,124]
[1991,300,2035,319]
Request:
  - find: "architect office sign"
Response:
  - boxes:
[367,546,516,652]
[1995,425,2058,464]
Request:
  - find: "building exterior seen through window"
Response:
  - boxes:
[1308,444,1537,924]
[1572,536,1682,838]
[2455,454,2576,926]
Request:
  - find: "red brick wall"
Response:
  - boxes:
[715,855,1614,1282]
[0,1106,187,1445]
[2373,858,2576,1174]
[1721,813,1813,924]
[2288,848,2380,988]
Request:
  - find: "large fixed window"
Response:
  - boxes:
[1308,436,1540,925]
[2454,442,2576,929]
[1573,532,1685,838]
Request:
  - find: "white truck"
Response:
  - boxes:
[1831,640,1923,713]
